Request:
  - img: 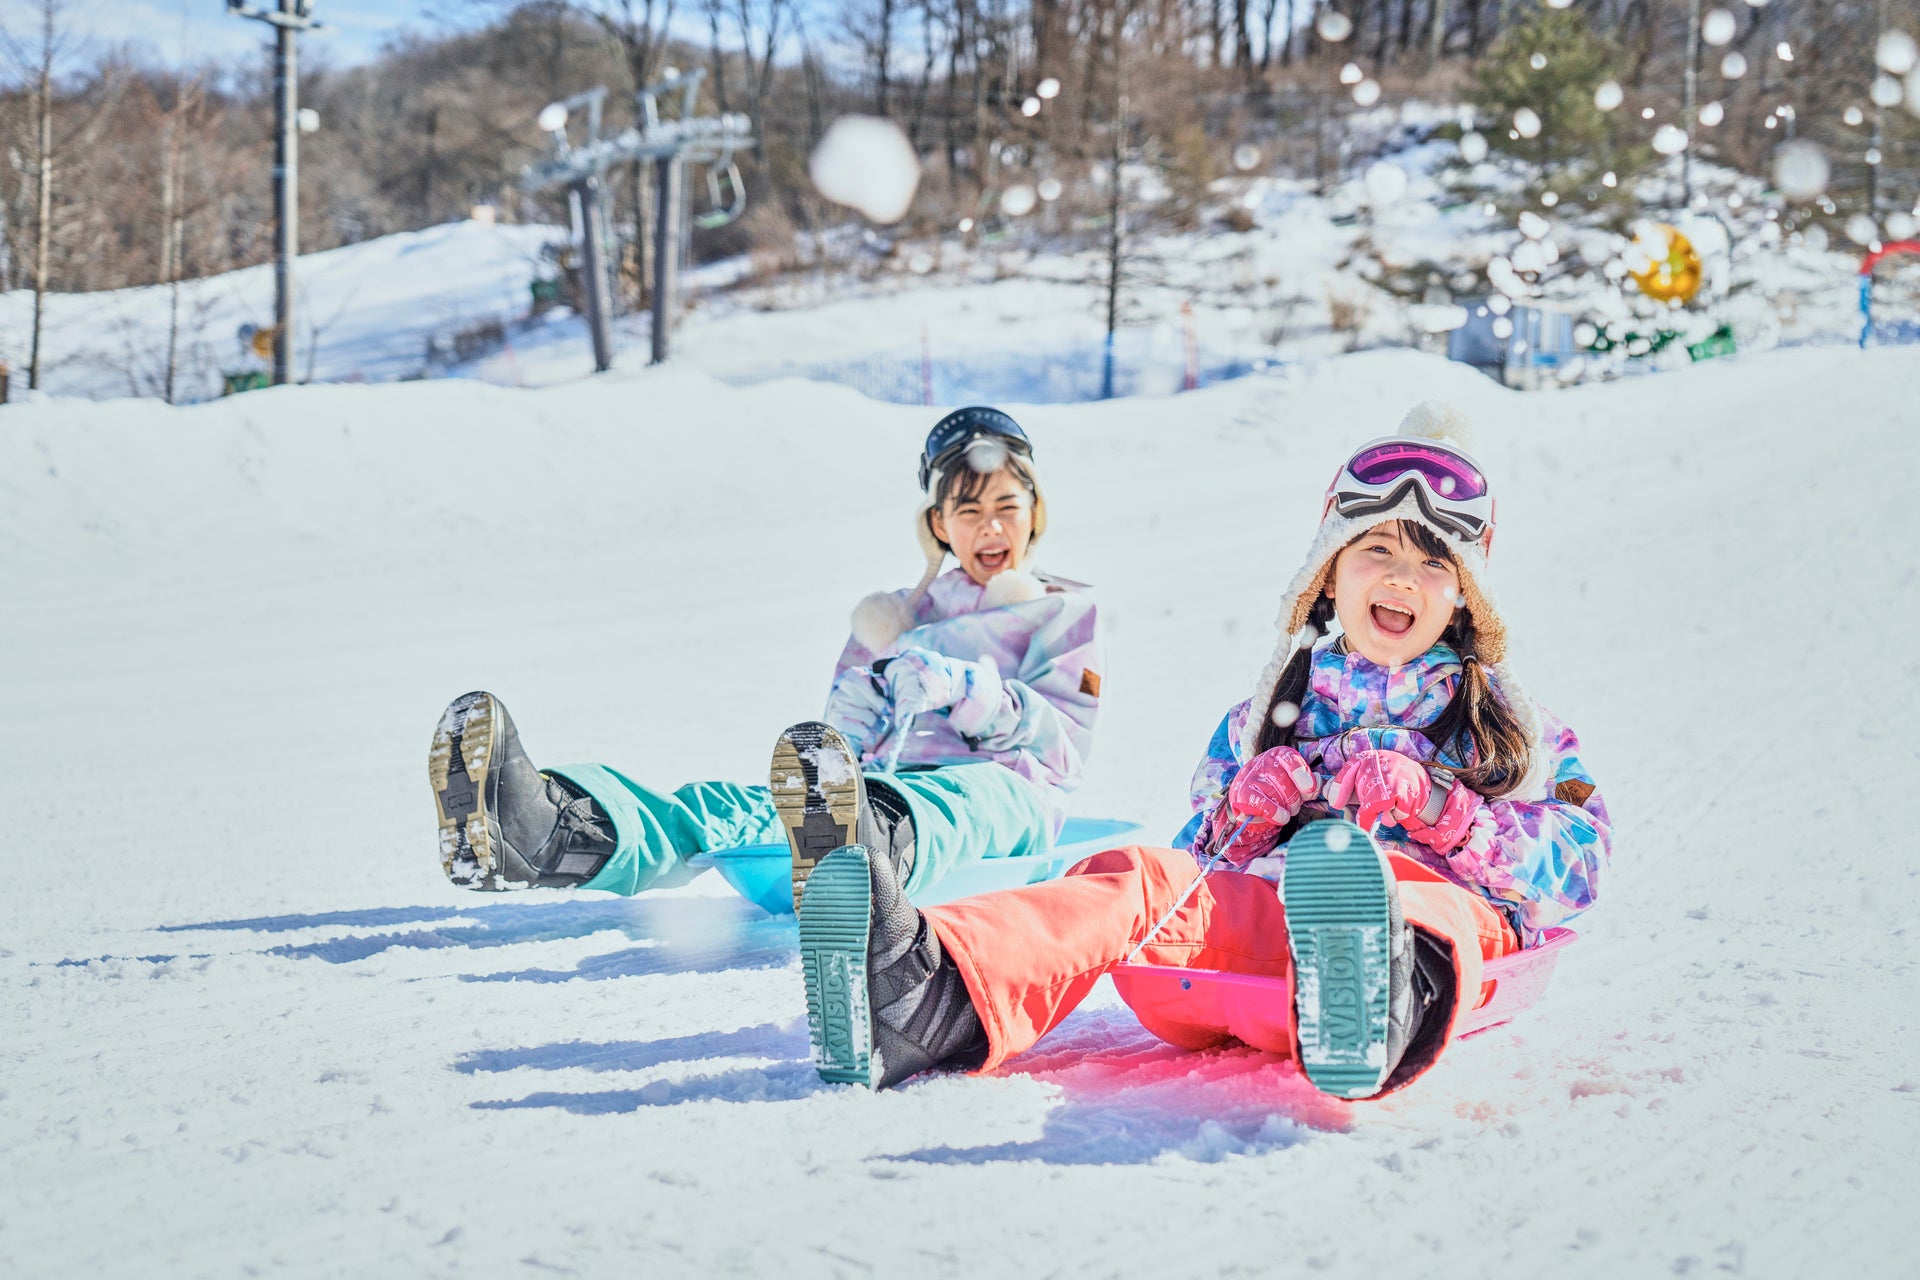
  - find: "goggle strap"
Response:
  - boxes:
[1332,477,1488,541]
[919,430,1033,491]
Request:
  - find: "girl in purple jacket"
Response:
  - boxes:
[427,408,1104,910]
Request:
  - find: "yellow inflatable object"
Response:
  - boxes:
[1629,223,1703,304]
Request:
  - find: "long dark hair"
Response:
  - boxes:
[1252,519,1533,797]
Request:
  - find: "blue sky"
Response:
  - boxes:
[0,0,487,69]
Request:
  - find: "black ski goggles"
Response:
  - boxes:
[918,406,1034,492]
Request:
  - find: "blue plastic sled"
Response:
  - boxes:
[687,816,1145,916]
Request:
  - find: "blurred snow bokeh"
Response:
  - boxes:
[809,115,922,224]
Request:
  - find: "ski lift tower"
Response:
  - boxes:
[227,0,325,387]
[523,69,751,372]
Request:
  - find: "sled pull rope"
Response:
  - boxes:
[1124,820,1247,964]
[865,657,915,776]
[1123,808,1386,965]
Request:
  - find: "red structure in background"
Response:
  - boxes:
[1859,239,1920,349]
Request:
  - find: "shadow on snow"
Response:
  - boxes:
[466,1020,825,1113]
[454,1021,806,1075]
[464,1007,1347,1166]
[472,1061,829,1114]
[880,1009,1352,1166]
[146,893,1344,1160]
[140,894,796,975]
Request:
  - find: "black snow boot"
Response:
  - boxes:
[858,778,918,887]
[770,721,916,913]
[798,843,987,1089]
[1379,928,1457,1093]
[1282,817,1420,1099]
[429,691,617,891]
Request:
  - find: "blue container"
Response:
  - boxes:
[688,816,1147,916]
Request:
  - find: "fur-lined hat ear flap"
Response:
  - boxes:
[916,499,946,565]
[1027,471,1048,550]
[851,590,915,655]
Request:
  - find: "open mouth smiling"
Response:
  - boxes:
[1369,600,1417,636]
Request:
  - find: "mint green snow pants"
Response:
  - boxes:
[544,762,1050,899]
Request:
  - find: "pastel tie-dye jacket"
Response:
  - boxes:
[1175,639,1610,946]
[832,568,1103,836]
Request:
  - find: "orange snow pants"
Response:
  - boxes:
[922,845,1519,1094]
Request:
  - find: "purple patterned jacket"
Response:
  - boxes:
[832,568,1103,834]
[1176,639,1610,946]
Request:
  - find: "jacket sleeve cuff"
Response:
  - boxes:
[1438,806,1501,876]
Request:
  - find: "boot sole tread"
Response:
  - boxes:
[770,722,865,914]
[1284,819,1395,1099]
[429,691,502,889]
[799,847,876,1087]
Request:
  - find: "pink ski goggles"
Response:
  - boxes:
[1324,437,1496,553]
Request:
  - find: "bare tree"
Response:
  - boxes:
[1,0,70,390]
[847,0,900,117]
[732,0,788,158]
[1099,0,1132,398]
[701,0,730,112]
[155,75,204,404]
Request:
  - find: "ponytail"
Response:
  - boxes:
[1252,594,1335,757]
[1422,615,1532,797]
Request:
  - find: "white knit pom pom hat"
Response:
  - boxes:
[1244,401,1554,797]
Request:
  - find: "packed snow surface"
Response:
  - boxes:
[3,345,1917,1277]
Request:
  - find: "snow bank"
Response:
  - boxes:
[2,345,1916,1276]
[0,219,564,401]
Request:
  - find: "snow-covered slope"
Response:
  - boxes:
[2,346,1916,1276]
[0,219,563,401]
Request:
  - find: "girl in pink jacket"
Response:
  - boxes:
[793,402,1611,1100]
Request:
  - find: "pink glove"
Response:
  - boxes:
[1228,746,1317,826]
[1329,749,1432,833]
[1406,777,1486,856]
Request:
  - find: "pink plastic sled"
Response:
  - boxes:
[1108,926,1577,1054]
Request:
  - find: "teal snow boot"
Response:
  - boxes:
[1281,817,1416,1099]
[798,843,985,1089]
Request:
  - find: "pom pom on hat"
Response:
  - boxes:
[1397,400,1475,451]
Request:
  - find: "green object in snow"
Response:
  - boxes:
[1686,325,1737,362]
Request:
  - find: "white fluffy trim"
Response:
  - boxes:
[1483,661,1555,800]
[983,568,1047,608]
[914,494,946,569]
[851,591,916,654]
[1398,400,1475,450]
